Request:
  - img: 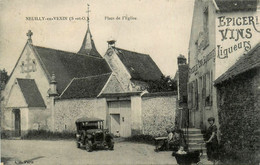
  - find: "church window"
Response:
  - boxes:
[32,59,36,72]
[21,62,25,73]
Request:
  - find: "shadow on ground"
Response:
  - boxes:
[1,156,44,164]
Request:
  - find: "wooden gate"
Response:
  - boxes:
[108,101,131,137]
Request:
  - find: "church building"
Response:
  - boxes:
[1,9,177,137]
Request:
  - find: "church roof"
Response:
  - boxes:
[78,26,102,58]
[33,46,111,94]
[59,73,111,99]
[215,0,257,12]
[113,47,163,81]
[17,78,46,107]
[215,43,260,85]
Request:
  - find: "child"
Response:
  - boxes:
[115,130,120,137]
[176,145,187,155]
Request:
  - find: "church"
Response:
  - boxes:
[1,11,177,137]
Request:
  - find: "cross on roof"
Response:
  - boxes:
[27,30,33,39]
[26,30,33,44]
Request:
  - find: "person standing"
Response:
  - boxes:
[206,117,219,162]
[166,128,174,150]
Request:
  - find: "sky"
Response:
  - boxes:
[0,0,194,77]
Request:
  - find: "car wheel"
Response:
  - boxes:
[86,140,93,152]
[108,143,114,150]
[108,140,114,150]
[76,142,81,148]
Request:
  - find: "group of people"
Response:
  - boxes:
[156,128,186,152]
[156,117,219,162]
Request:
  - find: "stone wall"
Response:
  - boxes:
[217,68,260,164]
[141,92,177,136]
[54,98,107,132]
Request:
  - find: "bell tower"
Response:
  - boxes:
[78,4,102,58]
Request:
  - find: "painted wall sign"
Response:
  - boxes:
[217,15,259,59]
[215,11,260,78]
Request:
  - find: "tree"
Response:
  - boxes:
[0,69,9,91]
[146,75,177,93]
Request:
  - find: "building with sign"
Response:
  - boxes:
[1,12,177,137]
[187,0,260,130]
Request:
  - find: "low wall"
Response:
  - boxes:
[141,92,177,136]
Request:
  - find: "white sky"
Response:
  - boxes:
[0,0,194,77]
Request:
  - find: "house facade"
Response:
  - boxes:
[188,0,260,130]
[1,15,177,137]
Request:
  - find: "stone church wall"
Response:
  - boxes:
[141,92,177,136]
[54,98,107,132]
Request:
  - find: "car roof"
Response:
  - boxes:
[75,117,104,123]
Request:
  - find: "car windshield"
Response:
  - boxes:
[78,121,103,130]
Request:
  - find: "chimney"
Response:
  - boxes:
[177,54,187,65]
[107,40,116,48]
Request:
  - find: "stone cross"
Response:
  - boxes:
[27,30,33,44]
[21,49,36,78]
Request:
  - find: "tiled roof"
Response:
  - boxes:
[215,0,257,12]
[33,46,111,94]
[17,79,46,107]
[114,47,163,81]
[215,43,260,85]
[60,73,111,99]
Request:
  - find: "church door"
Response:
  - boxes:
[13,109,21,137]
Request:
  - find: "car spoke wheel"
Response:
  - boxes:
[108,140,114,150]
[86,140,93,152]
[76,142,81,148]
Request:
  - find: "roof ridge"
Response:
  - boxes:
[16,78,34,80]
[114,47,150,56]
[34,45,104,60]
[73,72,112,80]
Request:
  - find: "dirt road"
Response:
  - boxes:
[1,139,178,165]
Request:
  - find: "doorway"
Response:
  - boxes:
[108,101,131,137]
[110,114,120,136]
[13,109,21,137]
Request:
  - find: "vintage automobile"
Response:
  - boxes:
[75,117,114,152]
